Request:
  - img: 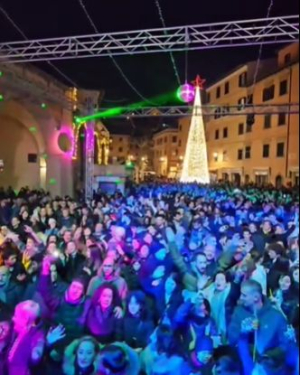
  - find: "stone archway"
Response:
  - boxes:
[0,101,47,189]
[0,101,46,154]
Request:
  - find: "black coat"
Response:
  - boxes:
[62,253,86,283]
[123,315,155,349]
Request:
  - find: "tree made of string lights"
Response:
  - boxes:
[181,76,210,183]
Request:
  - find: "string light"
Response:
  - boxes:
[154,0,181,85]
[77,0,157,105]
[95,131,110,165]
[181,77,210,184]
[72,123,86,159]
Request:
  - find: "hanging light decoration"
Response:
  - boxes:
[181,75,210,184]
[177,83,196,103]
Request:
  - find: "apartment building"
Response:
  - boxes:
[109,134,132,164]
[153,127,179,177]
[206,43,299,186]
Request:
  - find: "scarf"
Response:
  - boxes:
[204,284,231,337]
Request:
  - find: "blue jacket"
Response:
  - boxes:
[229,301,288,368]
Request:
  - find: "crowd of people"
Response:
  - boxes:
[0,183,299,375]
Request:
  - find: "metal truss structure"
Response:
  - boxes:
[0,16,298,63]
[91,104,300,119]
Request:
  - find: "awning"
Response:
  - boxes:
[254,169,269,176]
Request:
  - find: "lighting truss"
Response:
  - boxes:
[90,103,300,119]
[0,16,298,63]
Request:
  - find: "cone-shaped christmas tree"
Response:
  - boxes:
[181,76,210,184]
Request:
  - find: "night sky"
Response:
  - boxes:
[0,0,299,107]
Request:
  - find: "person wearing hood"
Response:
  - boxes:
[62,336,102,375]
[87,257,128,301]
[95,343,140,375]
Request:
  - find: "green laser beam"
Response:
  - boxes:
[77,91,179,123]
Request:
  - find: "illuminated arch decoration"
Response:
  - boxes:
[57,125,75,159]
[72,121,110,165]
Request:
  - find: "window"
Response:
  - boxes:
[245,146,251,159]
[263,85,275,102]
[278,113,286,126]
[223,151,228,162]
[246,122,253,133]
[238,123,244,135]
[225,82,230,94]
[247,94,253,105]
[223,128,228,139]
[216,87,221,99]
[215,130,220,140]
[263,144,270,158]
[179,125,182,131]
[213,153,218,162]
[119,137,123,142]
[206,92,211,103]
[214,108,222,119]
[239,72,247,87]
[279,80,288,96]
[172,136,178,143]
[222,106,230,117]
[28,154,38,163]
[264,114,272,129]
[164,137,168,143]
[237,149,243,160]
[178,140,182,147]
[284,53,292,65]
[118,147,123,153]
[238,97,246,111]
[277,142,285,157]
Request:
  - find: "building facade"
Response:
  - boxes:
[153,128,179,177]
[109,134,132,164]
[0,63,75,196]
[206,43,299,186]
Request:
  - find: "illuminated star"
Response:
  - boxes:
[192,75,206,89]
